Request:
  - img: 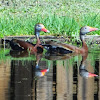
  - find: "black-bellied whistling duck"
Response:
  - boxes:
[44,26,98,54]
[4,23,49,53]
[79,53,98,78]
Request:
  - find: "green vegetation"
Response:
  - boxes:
[0,0,100,37]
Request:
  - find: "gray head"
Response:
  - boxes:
[80,26,98,41]
[80,26,98,35]
[35,23,50,38]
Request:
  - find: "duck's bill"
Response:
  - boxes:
[41,27,50,32]
[88,73,98,77]
[89,27,99,32]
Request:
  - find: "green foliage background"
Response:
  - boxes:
[0,0,100,37]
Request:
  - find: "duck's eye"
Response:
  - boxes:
[37,25,41,27]
[84,27,87,29]
[36,25,41,29]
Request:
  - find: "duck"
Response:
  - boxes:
[44,26,98,54]
[79,53,98,78]
[3,23,49,53]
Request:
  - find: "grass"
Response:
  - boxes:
[0,0,100,38]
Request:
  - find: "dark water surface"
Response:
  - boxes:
[0,49,100,100]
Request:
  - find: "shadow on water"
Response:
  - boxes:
[0,49,99,100]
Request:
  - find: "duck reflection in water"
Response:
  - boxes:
[35,53,49,77]
[45,50,98,78]
[79,53,98,78]
[45,52,78,60]
[9,50,32,58]
[9,50,49,77]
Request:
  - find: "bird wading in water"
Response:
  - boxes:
[3,23,50,54]
[44,26,98,54]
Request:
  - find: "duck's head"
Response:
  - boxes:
[80,26,98,35]
[35,23,50,38]
[80,26,98,41]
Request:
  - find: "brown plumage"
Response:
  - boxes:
[44,26,98,54]
[6,23,49,53]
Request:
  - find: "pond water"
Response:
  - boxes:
[0,48,99,100]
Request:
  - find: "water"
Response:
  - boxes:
[0,49,99,100]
